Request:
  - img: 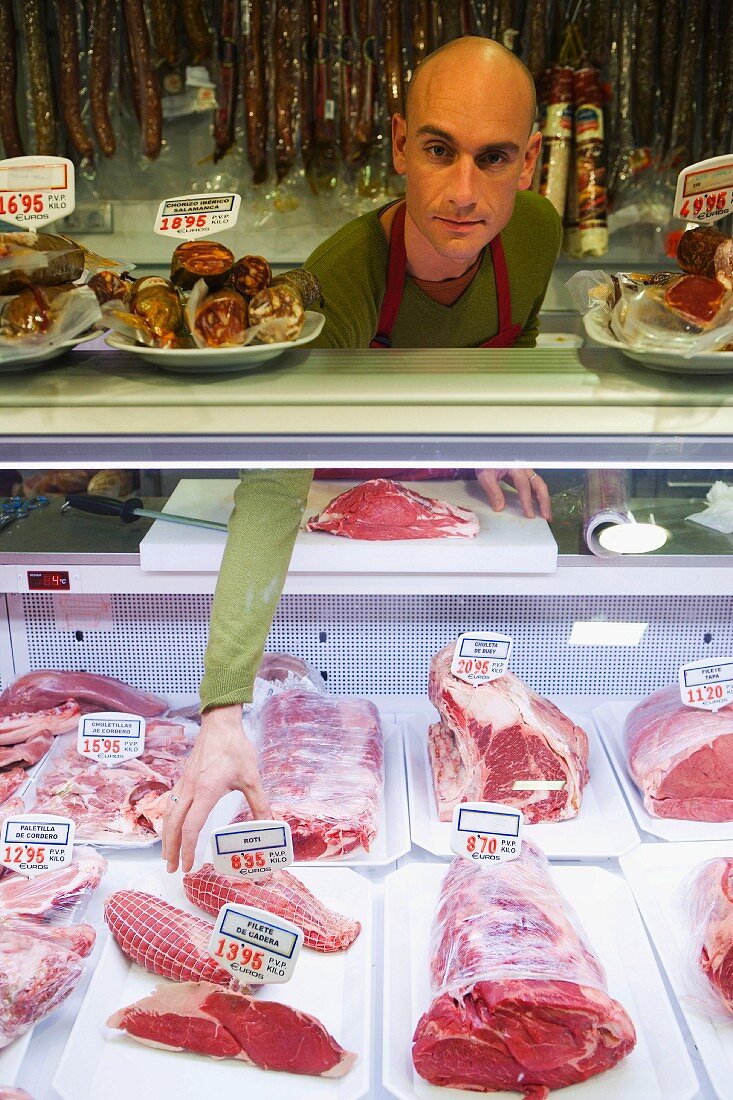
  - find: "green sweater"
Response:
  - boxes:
[199,193,561,709]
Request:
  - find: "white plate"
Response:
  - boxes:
[583,312,733,375]
[202,721,412,869]
[104,311,325,372]
[404,701,640,860]
[594,698,733,842]
[0,329,98,372]
[53,864,373,1100]
[383,861,698,1100]
[620,842,733,1100]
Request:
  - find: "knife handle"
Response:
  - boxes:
[64,495,143,523]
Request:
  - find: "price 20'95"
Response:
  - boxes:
[0,193,44,215]
[466,835,498,855]
[213,938,263,969]
[159,214,207,231]
[455,658,494,676]
[230,852,266,871]
[82,737,121,754]
[686,685,725,704]
[679,191,729,217]
[4,844,45,864]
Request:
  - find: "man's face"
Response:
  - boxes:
[392,55,541,268]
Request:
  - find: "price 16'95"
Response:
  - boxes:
[159,214,206,231]
[213,938,263,969]
[686,685,724,704]
[4,844,45,864]
[82,737,121,754]
[0,193,44,215]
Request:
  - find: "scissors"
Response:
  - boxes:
[0,495,49,532]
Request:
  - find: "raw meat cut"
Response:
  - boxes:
[0,919,86,1048]
[428,645,589,823]
[624,685,733,820]
[0,731,53,770]
[0,670,166,718]
[0,767,26,805]
[0,850,107,918]
[31,720,193,845]
[0,1089,34,1099]
[683,856,733,1014]
[183,864,361,952]
[306,479,480,540]
[412,844,636,1097]
[108,981,356,1077]
[13,920,96,959]
[0,701,79,745]
[104,890,231,985]
[234,690,383,858]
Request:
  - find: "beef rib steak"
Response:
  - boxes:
[306,478,480,540]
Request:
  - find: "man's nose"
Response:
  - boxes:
[446,155,480,210]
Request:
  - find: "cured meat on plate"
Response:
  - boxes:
[412,844,636,1096]
[306,478,480,540]
[234,690,383,859]
[680,856,733,1016]
[624,685,733,820]
[428,644,589,823]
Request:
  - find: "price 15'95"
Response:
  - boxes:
[213,938,264,970]
[82,737,121,754]
[0,193,44,216]
[3,844,45,864]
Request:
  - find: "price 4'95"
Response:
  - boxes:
[4,844,45,864]
[0,193,44,215]
[679,191,729,217]
[213,938,263,969]
[686,685,724,704]
[159,214,207,231]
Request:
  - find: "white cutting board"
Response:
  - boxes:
[139,479,558,574]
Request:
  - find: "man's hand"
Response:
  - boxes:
[476,468,552,521]
[162,704,270,875]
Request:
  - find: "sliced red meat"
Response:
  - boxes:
[428,645,589,823]
[0,850,107,918]
[685,856,733,1013]
[0,670,166,718]
[306,478,479,540]
[624,685,733,820]
[0,730,53,769]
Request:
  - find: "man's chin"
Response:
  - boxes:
[430,233,489,265]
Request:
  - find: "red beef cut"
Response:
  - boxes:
[684,856,733,1014]
[306,478,480,540]
[624,685,733,820]
[412,845,636,1097]
[428,644,589,823]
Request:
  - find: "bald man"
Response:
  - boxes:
[162,39,560,874]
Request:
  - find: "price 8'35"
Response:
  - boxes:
[678,658,733,713]
[450,801,524,865]
[210,820,294,879]
[77,712,146,766]
[1,814,75,878]
[208,903,303,985]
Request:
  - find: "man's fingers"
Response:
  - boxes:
[532,475,553,521]
[512,472,535,518]
[476,469,506,512]
[179,788,222,874]
[242,774,271,821]
[162,786,194,873]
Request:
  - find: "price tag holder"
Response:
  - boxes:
[451,632,513,686]
[210,820,294,878]
[0,155,75,228]
[209,903,303,985]
[674,156,733,224]
[1,813,75,878]
[450,801,523,864]
[77,712,146,766]
[154,192,241,238]
[678,658,733,713]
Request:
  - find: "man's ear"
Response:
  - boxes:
[517,130,542,191]
[392,113,407,174]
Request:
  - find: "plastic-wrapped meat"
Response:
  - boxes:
[0,670,166,718]
[124,277,184,344]
[681,857,733,1015]
[624,685,733,820]
[0,849,106,918]
[428,644,589,823]
[412,846,636,1095]
[538,66,574,218]
[0,920,85,1049]
[234,690,383,859]
[572,66,608,258]
[183,864,360,952]
[2,919,96,959]
[87,270,128,305]
[306,479,479,540]
[677,227,733,291]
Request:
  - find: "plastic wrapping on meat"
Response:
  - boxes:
[412,845,636,1096]
[678,856,733,1019]
[0,849,107,919]
[0,285,101,350]
[250,651,325,713]
[572,66,608,258]
[538,66,574,219]
[624,685,733,821]
[235,690,383,859]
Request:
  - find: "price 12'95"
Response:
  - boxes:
[4,844,45,864]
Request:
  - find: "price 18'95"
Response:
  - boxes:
[82,737,121,754]
[4,844,45,864]
[213,938,264,969]
[0,193,43,215]
[159,214,207,231]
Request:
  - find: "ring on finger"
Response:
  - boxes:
[528,473,538,482]
[170,794,180,804]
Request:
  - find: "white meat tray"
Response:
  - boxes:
[53,863,373,1100]
[383,862,698,1100]
[404,702,640,860]
[139,478,558,574]
[594,698,733,842]
[202,719,411,869]
[620,841,733,1100]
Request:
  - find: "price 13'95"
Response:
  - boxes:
[82,737,121,754]
[686,685,724,704]
[213,938,263,969]
[159,214,207,232]
[0,193,44,216]
[4,844,45,864]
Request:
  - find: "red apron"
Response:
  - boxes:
[370,202,521,349]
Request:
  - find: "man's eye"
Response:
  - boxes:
[481,152,507,166]
[426,144,450,158]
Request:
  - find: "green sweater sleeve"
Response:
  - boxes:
[199,468,314,711]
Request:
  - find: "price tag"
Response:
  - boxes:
[1,814,75,878]
[77,712,146,765]
[451,632,513,685]
[208,903,303,985]
[678,658,733,713]
[210,820,294,878]
[0,156,75,229]
[674,156,733,224]
[450,801,523,864]
[154,192,241,238]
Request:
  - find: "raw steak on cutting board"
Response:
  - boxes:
[412,844,636,1097]
[183,864,361,952]
[305,478,480,540]
[624,685,733,820]
[428,645,589,823]
[108,981,356,1077]
[234,690,383,859]
[682,856,733,1014]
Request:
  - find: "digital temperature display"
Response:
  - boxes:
[27,571,70,591]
